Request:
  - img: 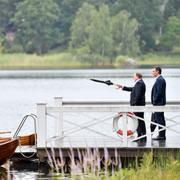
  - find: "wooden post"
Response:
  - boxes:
[54,97,63,138]
[122,112,128,147]
[37,103,47,148]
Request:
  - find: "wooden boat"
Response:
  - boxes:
[18,133,36,146]
[0,133,36,146]
[0,139,19,165]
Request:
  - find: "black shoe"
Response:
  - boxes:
[152,136,166,140]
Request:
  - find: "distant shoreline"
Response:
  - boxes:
[0,65,180,70]
[0,53,179,70]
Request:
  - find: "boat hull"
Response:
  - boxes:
[0,134,36,146]
[0,139,19,165]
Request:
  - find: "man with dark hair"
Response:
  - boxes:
[115,73,146,142]
[151,66,166,140]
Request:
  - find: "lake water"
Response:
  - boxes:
[1,68,180,134]
[1,68,180,179]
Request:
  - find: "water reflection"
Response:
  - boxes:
[10,160,39,180]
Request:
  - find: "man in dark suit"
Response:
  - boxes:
[115,73,146,141]
[151,67,166,140]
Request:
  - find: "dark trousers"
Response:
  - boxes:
[150,112,166,138]
[134,112,146,137]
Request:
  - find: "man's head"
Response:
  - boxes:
[133,72,142,81]
[152,66,162,77]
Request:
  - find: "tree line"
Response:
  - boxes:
[0,0,179,61]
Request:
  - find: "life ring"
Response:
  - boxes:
[113,112,138,136]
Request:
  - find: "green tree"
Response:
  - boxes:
[164,0,180,19]
[0,36,4,52]
[111,10,140,56]
[0,0,21,52]
[85,0,108,7]
[55,0,85,47]
[114,0,163,52]
[70,3,96,50]
[0,0,20,31]
[70,3,113,65]
[70,3,141,64]
[12,0,62,54]
[161,16,180,50]
[86,4,113,58]
[55,0,109,49]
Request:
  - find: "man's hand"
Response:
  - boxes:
[114,84,123,89]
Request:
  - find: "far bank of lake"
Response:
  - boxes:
[0,53,179,69]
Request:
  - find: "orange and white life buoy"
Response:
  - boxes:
[113,112,138,136]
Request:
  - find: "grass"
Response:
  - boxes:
[119,153,180,180]
[0,53,90,69]
[0,167,8,179]
[46,148,180,180]
[138,53,180,67]
[0,52,179,69]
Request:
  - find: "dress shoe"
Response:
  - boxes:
[152,136,166,140]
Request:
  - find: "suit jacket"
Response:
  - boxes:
[122,79,146,106]
[151,75,166,105]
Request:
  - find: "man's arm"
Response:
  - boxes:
[122,86,133,92]
[114,84,133,92]
[133,83,143,105]
[153,79,163,104]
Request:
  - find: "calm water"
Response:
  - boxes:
[0,68,180,134]
[1,68,180,179]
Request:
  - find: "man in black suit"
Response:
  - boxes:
[151,67,166,140]
[115,73,146,141]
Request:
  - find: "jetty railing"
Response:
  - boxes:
[36,97,180,148]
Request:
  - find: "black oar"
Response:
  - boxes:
[90,78,113,86]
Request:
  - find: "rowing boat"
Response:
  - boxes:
[0,133,36,146]
[0,139,19,165]
[18,133,36,146]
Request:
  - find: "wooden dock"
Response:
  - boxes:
[10,98,180,163]
[36,136,180,162]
